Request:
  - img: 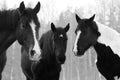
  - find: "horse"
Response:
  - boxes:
[73,14,120,80]
[0,1,42,80]
[0,51,6,80]
[21,22,70,80]
[0,1,41,60]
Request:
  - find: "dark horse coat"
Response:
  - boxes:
[0,51,6,80]
[94,42,120,80]
[74,14,120,80]
[0,1,41,80]
[21,23,69,80]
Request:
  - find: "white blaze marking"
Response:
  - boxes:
[73,30,81,54]
[59,34,63,38]
[30,20,41,59]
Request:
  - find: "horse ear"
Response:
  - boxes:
[51,23,56,32]
[89,14,95,21]
[75,14,81,23]
[64,23,70,32]
[33,2,41,14]
[19,1,25,15]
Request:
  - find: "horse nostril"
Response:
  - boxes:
[31,50,35,57]
[58,56,66,64]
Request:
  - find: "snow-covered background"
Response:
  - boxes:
[1,0,120,80]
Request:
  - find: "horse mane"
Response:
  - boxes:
[95,42,114,54]
[87,20,100,35]
[91,21,99,32]
[95,42,120,61]
[0,7,40,31]
[23,8,40,27]
[0,9,20,31]
[40,30,54,60]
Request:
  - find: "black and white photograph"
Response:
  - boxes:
[0,0,120,80]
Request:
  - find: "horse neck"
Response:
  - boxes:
[0,31,16,54]
[93,41,114,60]
[0,9,20,30]
[0,9,19,54]
[41,31,57,64]
[96,21,120,55]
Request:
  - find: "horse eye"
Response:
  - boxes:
[23,25,26,28]
[21,24,26,29]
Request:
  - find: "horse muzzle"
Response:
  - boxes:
[74,49,85,56]
[57,55,66,64]
[29,49,42,61]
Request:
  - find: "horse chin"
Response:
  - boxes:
[75,50,85,56]
[57,56,66,64]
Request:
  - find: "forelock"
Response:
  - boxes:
[24,8,40,28]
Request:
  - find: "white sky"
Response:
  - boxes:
[0,0,101,24]
[0,0,119,24]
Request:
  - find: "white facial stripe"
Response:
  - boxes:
[30,20,41,56]
[60,34,63,38]
[73,30,81,53]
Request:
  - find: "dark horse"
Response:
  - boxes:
[0,1,42,80]
[21,23,70,80]
[73,14,120,80]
